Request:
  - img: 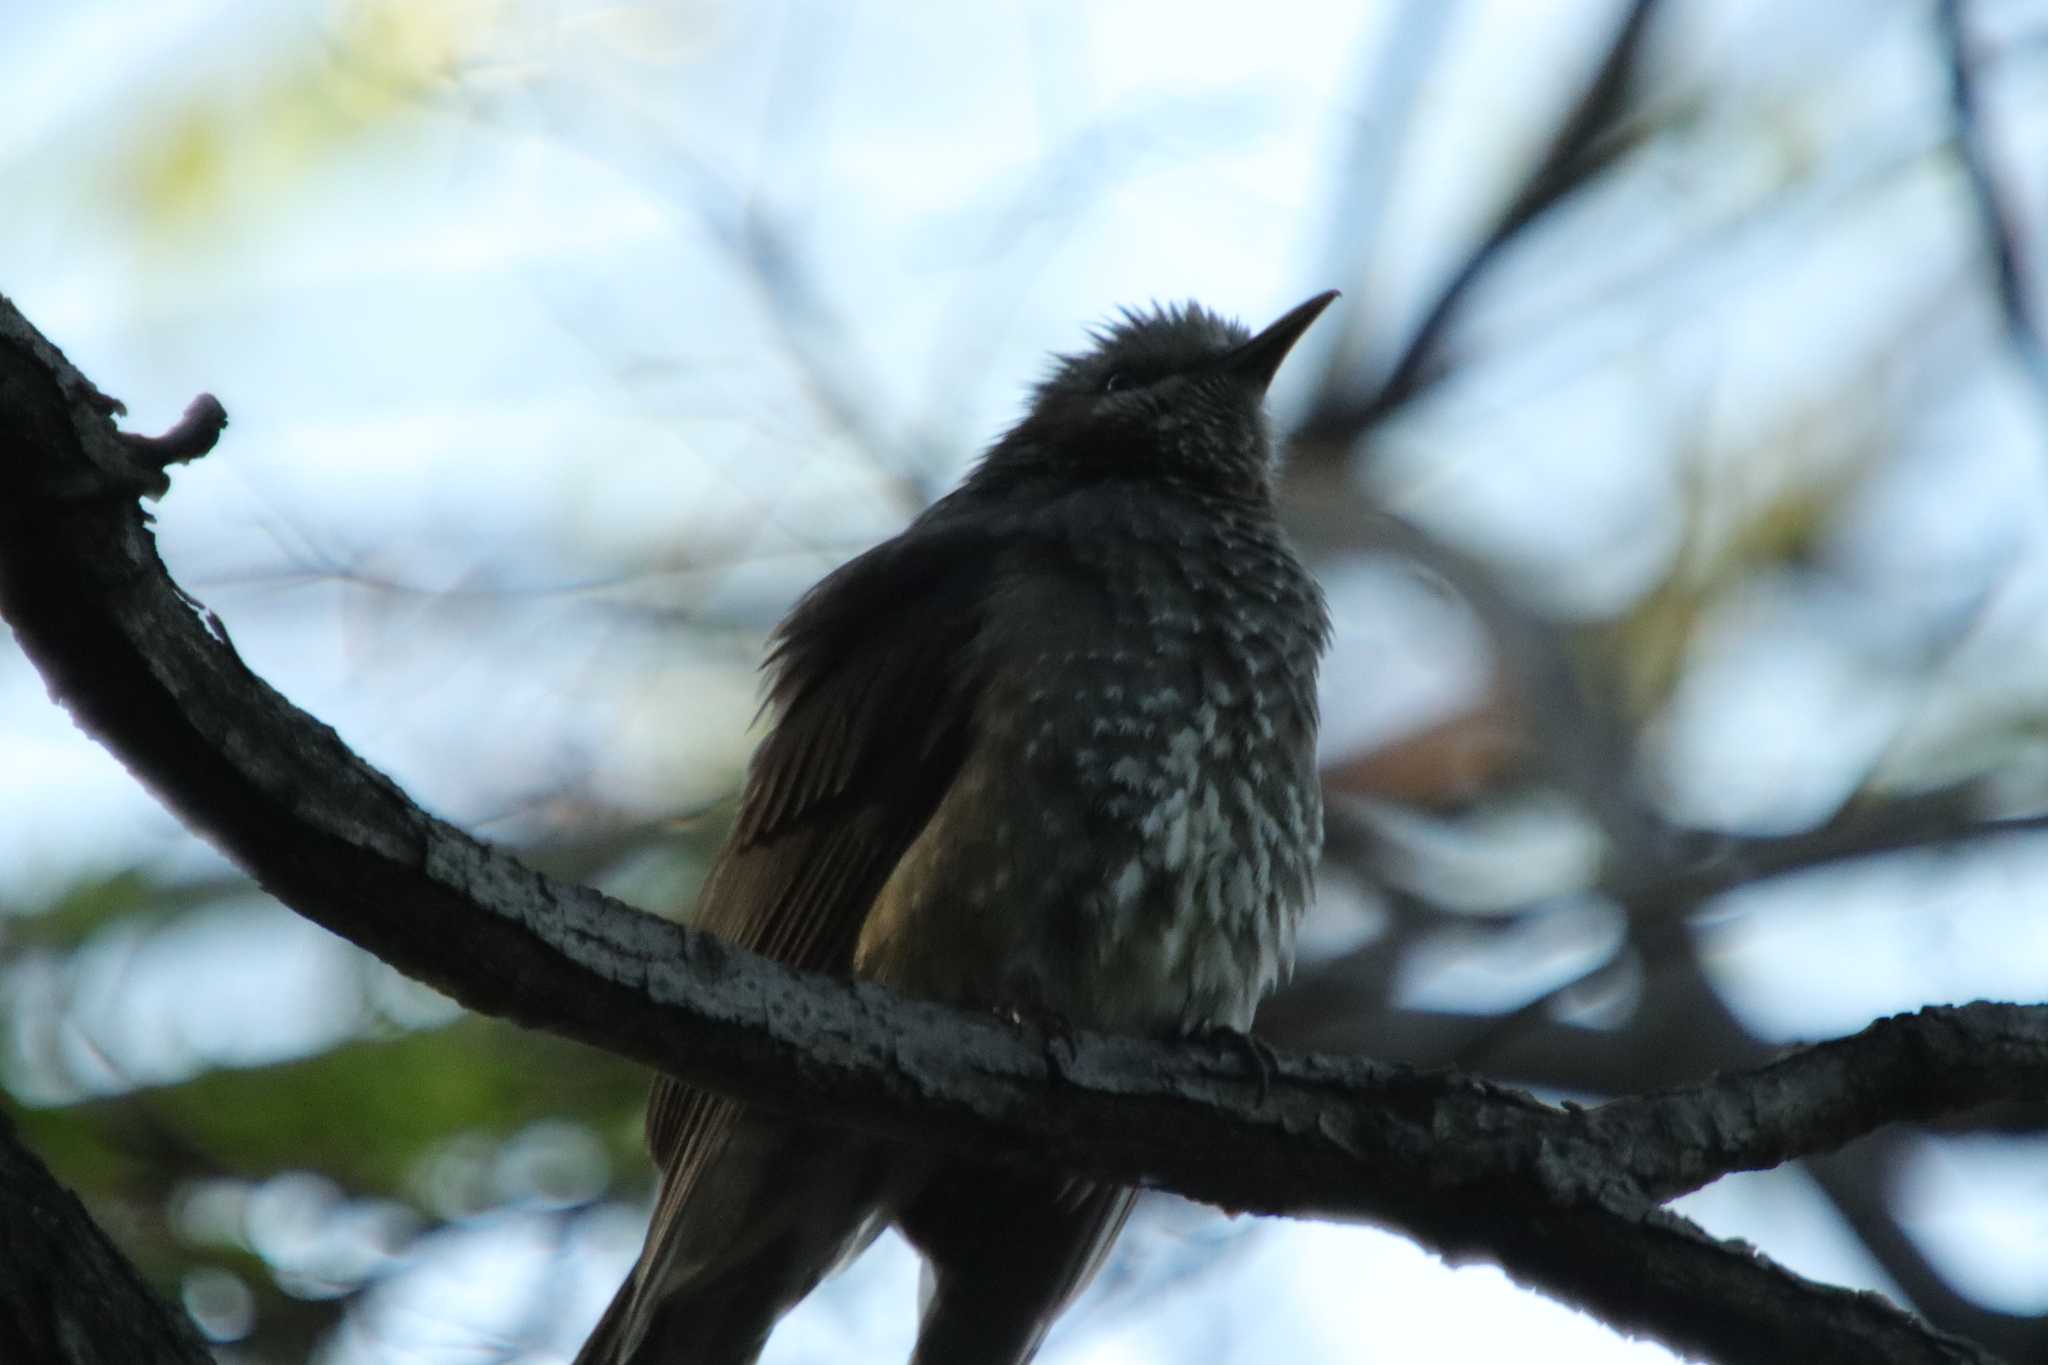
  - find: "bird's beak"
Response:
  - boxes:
[1222,290,1340,393]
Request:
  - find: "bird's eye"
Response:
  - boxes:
[1102,371,1130,394]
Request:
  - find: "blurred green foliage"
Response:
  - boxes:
[3,863,672,1361]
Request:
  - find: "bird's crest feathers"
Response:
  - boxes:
[1036,300,1251,398]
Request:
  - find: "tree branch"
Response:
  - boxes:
[1590,1003,2048,1202]
[0,1107,214,1365]
[0,292,2013,1365]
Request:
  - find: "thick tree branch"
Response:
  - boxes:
[0,292,2014,1365]
[0,1108,214,1365]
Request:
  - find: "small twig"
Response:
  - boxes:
[116,393,229,473]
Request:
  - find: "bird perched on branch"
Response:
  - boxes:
[576,292,1336,1365]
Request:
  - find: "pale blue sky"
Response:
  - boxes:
[8,1,2048,1360]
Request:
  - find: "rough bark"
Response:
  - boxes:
[0,1110,214,1365]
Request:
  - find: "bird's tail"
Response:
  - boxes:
[570,1272,639,1365]
[904,1172,1136,1365]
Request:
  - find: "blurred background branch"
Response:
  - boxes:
[1940,0,2048,415]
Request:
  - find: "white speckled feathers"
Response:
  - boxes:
[852,480,1327,1033]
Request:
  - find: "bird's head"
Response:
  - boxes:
[976,291,1338,498]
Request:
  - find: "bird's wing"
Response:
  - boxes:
[637,513,1000,1250]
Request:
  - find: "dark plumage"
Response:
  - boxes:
[576,292,1337,1365]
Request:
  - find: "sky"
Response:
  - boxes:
[7,0,2048,1361]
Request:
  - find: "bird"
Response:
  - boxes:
[575,291,1336,1365]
